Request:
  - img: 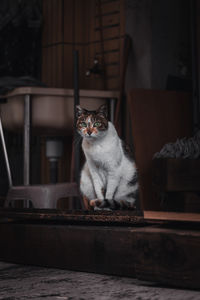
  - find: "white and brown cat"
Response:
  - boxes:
[76,104,138,210]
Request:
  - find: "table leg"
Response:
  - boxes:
[24,94,31,186]
[0,116,12,188]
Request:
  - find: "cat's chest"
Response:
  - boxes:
[84,142,105,159]
[82,140,112,163]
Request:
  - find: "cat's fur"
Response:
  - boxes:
[76,104,139,210]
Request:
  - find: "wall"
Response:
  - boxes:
[125,0,152,90]
[151,0,190,90]
[125,0,191,91]
[42,0,125,90]
[41,0,126,184]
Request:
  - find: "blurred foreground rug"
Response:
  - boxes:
[0,262,199,300]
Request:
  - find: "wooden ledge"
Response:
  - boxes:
[0,221,199,289]
[144,211,200,223]
[0,208,144,226]
[0,87,120,99]
[1,208,200,225]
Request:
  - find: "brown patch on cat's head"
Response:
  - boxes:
[76,104,108,138]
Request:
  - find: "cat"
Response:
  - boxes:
[76,104,139,210]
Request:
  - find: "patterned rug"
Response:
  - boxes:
[0,262,199,300]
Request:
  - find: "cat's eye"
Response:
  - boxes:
[80,122,87,127]
[94,122,101,127]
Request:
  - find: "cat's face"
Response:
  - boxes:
[76,104,108,139]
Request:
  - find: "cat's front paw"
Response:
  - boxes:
[89,198,102,208]
[89,199,111,211]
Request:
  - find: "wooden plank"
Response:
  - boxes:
[95,12,120,28]
[90,2,121,43]
[97,0,120,15]
[53,44,64,87]
[0,87,120,99]
[85,75,105,90]
[132,226,200,289]
[95,25,120,41]
[0,224,136,278]
[63,0,74,43]
[0,209,144,225]
[74,0,88,44]
[42,46,52,86]
[2,208,200,224]
[107,77,120,89]
[63,44,73,88]
[104,50,119,64]
[127,90,193,210]
[42,45,63,87]
[95,38,120,53]
[88,0,97,43]
[106,64,119,77]
[119,0,125,36]
[144,211,200,223]
[52,0,63,44]
[42,0,63,46]
[0,222,200,289]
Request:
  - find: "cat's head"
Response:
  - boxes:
[76,104,108,139]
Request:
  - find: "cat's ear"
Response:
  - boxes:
[97,104,108,118]
[76,105,85,117]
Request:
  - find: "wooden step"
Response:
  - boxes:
[0,209,200,289]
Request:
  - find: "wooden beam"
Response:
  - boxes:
[0,209,144,226]
[144,210,200,223]
[0,87,119,99]
[0,222,200,289]
[1,208,200,224]
[132,226,200,289]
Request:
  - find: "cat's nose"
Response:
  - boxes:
[87,131,92,136]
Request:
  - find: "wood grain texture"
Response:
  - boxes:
[95,12,120,28]
[128,89,193,210]
[74,0,88,44]
[132,226,200,289]
[98,0,120,15]
[95,26,120,41]
[0,209,144,225]
[42,0,63,46]
[42,0,125,90]
[63,0,74,43]
[42,45,63,87]
[0,219,200,289]
[1,87,120,99]
[63,44,73,88]
[95,38,120,53]
[144,210,200,222]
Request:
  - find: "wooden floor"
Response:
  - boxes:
[0,209,200,290]
[0,261,199,300]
